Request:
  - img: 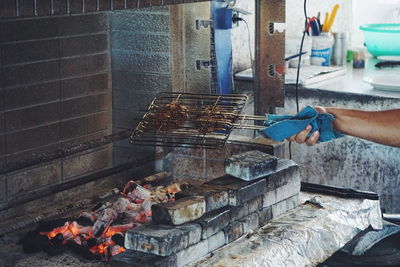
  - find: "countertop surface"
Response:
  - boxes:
[235,60,400,100]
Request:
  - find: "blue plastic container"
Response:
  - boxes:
[360,24,400,57]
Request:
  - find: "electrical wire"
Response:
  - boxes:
[242,18,255,81]
[289,0,308,160]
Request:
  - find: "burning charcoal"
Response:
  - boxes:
[66,240,99,261]
[78,211,97,225]
[76,216,94,226]
[44,243,66,256]
[92,203,103,212]
[111,233,125,247]
[87,238,98,248]
[21,231,50,253]
[127,184,151,203]
[105,224,135,237]
[35,218,69,232]
[51,233,64,245]
[105,246,112,262]
[92,208,118,237]
[123,180,136,195]
[142,199,152,216]
[113,197,142,214]
[110,244,126,257]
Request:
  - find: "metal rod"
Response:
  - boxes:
[0,156,154,212]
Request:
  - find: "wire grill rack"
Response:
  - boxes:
[130,92,265,149]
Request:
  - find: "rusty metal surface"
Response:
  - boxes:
[255,0,286,114]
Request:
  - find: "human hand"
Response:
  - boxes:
[287,106,327,146]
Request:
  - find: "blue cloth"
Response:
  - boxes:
[261,106,344,142]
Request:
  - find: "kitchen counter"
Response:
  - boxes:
[235,62,400,100]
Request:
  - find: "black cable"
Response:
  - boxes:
[290,0,308,160]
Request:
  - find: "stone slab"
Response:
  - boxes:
[270,194,300,218]
[225,221,244,243]
[152,196,206,225]
[206,175,266,206]
[125,223,201,256]
[176,238,208,267]
[240,213,260,234]
[197,207,231,239]
[225,150,278,181]
[257,206,273,226]
[208,231,227,252]
[263,177,300,208]
[265,159,300,192]
[110,250,177,267]
[176,184,229,213]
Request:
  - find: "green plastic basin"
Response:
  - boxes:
[359,24,400,57]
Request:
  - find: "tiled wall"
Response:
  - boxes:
[110,6,172,167]
[0,13,112,202]
[0,0,210,18]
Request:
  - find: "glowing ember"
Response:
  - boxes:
[39,180,182,260]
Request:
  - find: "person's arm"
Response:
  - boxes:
[288,107,400,148]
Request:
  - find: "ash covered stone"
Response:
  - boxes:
[110,250,177,267]
[197,207,231,239]
[176,184,229,212]
[125,223,201,256]
[225,150,277,181]
[152,196,206,225]
[225,221,244,243]
[206,175,266,206]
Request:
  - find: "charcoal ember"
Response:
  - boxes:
[127,184,151,203]
[21,231,50,253]
[123,181,136,195]
[87,238,98,248]
[124,211,141,224]
[113,197,142,214]
[51,233,64,245]
[92,208,118,237]
[77,211,97,225]
[44,243,66,256]
[66,240,99,261]
[110,245,125,257]
[35,218,69,232]
[91,202,103,212]
[111,233,125,247]
[76,216,95,226]
[142,199,152,215]
[106,224,136,236]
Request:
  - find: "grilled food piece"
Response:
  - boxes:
[195,106,235,134]
[152,102,189,131]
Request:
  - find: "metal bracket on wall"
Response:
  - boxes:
[196,19,213,30]
[196,59,212,70]
[254,0,286,115]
